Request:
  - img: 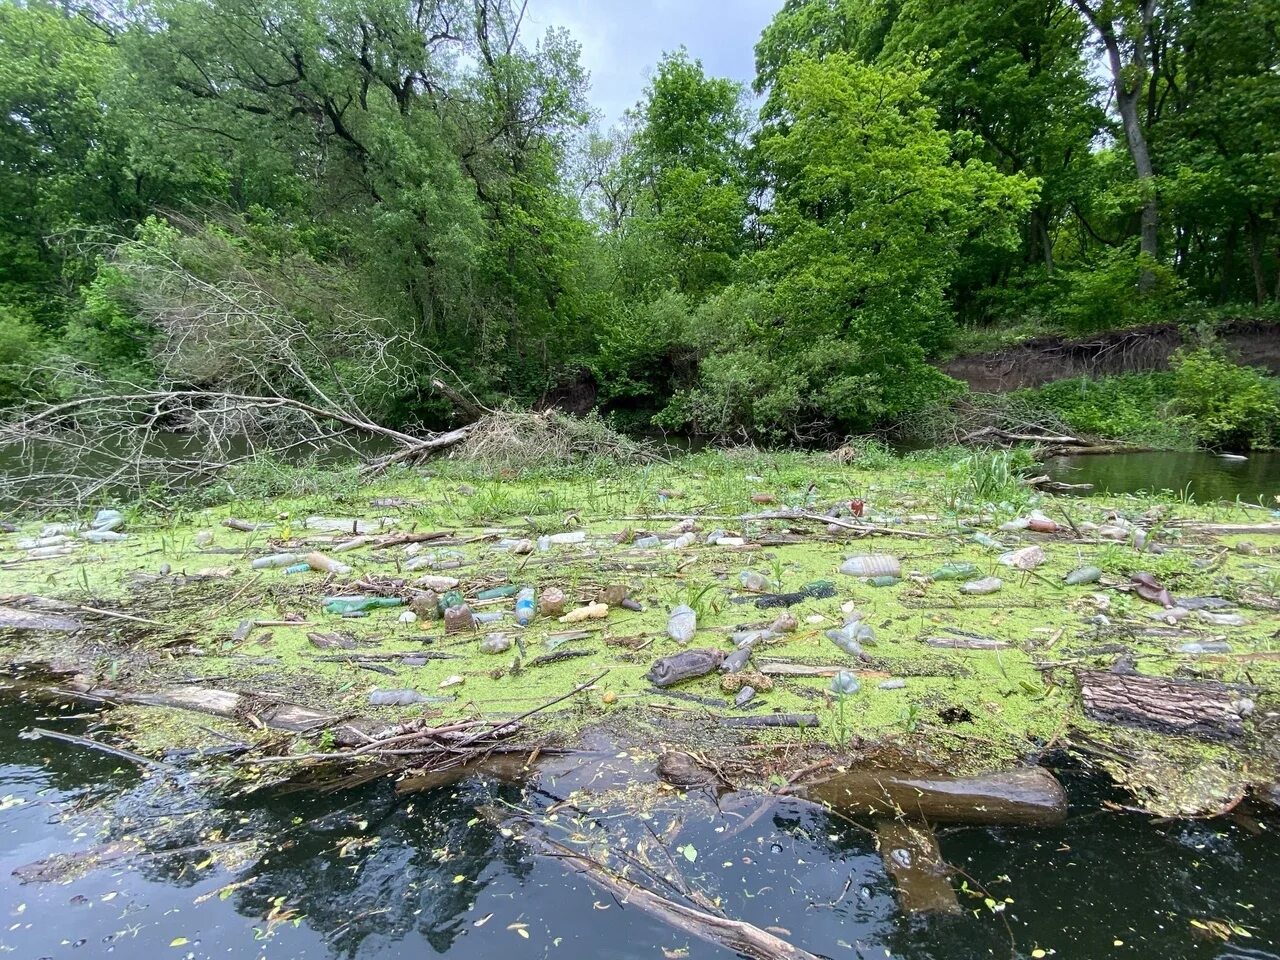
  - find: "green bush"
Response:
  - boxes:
[1171,348,1280,449]
[1058,245,1188,334]
[1006,372,1190,448]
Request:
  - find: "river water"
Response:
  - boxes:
[1044,450,1280,504]
[2,694,1279,960]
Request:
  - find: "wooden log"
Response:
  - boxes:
[720,713,820,729]
[1077,669,1248,740]
[799,766,1068,827]
[0,605,84,632]
[489,812,823,960]
[874,820,960,915]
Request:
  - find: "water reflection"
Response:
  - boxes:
[3,691,1280,960]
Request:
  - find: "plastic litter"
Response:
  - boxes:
[721,647,753,673]
[539,588,566,617]
[878,679,906,690]
[537,530,587,551]
[81,530,128,543]
[769,612,798,633]
[559,602,608,623]
[830,671,860,695]
[998,545,1046,570]
[324,596,403,615]
[647,648,723,687]
[473,611,504,624]
[734,686,757,708]
[1177,641,1231,654]
[1197,611,1248,627]
[415,574,460,592]
[516,587,536,626]
[665,532,696,550]
[477,585,519,600]
[739,570,771,592]
[666,604,697,644]
[867,575,901,587]
[252,553,301,570]
[91,509,124,531]
[839,555,901,578]
[305,552,352,575]
[1065,566,1103,585]
[284,562,312,575]
[398,610,418,624]
[444,604,476,633]
[826,621,873,657]
[633,536,661,549]
[369,689,429,706]
[480,633,514,654]
[930,562,978,581]
[959,576,1003,595]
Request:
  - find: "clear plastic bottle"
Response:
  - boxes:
[666,604,696,644]
[252,553,301,570]
[515,587,535,626]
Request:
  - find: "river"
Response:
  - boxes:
[1044,450,1280,503]
[2,695,1278,960]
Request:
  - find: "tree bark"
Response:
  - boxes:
[1077,669,1248,740]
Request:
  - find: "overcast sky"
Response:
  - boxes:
[525,0,781,126]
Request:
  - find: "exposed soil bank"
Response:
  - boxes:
[943,319,1280,392]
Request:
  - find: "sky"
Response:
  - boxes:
[524,0,781,126]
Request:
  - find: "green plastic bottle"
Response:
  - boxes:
[867,575,901,587]
[437,589,464,614]
[476,585,520,600]
[930,562,979,581]
[323,597,403,615]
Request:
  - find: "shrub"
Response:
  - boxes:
[0,303,44,405]
[1170,348,1280,449]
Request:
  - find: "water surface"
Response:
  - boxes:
[2,693,1279,960]
[1045,450,1280,503]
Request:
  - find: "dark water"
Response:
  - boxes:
[3,694,1279,960]
[1045,450,1280,503]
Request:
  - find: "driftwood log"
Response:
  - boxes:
[491,813,823,960]
[798,766,1068,826]
[1077,669,1250,740]
[874,820,960,914]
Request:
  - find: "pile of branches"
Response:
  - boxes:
[452,408,659,471]
[0,222,486,508]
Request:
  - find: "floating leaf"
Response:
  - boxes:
[169,938,190,947]
[679,844,698,863]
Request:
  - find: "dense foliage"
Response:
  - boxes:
[1,0,1278,442]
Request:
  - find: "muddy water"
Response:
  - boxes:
[1045,450,1280,503]
[3,695,1280,959]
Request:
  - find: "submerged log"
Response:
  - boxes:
[874,820,960,915]
[0,604,84,632]
[489,811,823,960]
[1077,669,1249,740]
[799,766,1068,826]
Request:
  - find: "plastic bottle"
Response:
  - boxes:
[839,555,901,578]
[826,621,873,657]
[436,589,464,614]
[27,545,74,559]
[473,610,504,624]
[721,647,752,673]
[666,604,696,644]
[705,529,727,544]
[252,553,301,570]
[830,671,860,695]
[867,576,900,588]
[1064,566,1103,585]
[478,585,520,601]
[81,530,127,543]
[91,509,123,531]
[959,576,1003,595]
[324,596,403,615]
[515,587,535,626]
[633,535,661,549]
[665,532,695,550]
[443,604,476,633]
[538,588,566,617]
[930,562,978,581]
[739,570,771,592]
[17,535,68,550]
[283,562,312,575]
[416,574,460,592]
[306,552,352,575]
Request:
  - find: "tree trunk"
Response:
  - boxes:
[1247,210,1268,306]
[1074,0,1159,284]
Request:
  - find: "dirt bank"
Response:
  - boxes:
[944,319,1280,392]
